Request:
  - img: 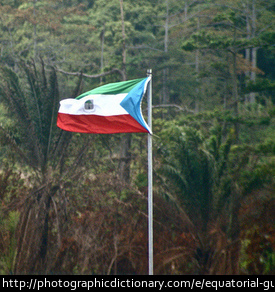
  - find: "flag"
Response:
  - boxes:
[57,77,152,134]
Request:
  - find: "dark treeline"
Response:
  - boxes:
[0,0,274,275]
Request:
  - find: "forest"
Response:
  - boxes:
[0,0,274,275]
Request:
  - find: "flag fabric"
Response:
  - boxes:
[57,77,152,134]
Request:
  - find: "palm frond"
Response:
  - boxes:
[0,66,31,128]
[0,125,38,170]
[44,67,59,163]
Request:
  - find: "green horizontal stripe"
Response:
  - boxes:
[76,78,146,99]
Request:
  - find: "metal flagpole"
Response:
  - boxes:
[147,69,153,275]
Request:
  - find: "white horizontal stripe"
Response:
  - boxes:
[58,94,128,116]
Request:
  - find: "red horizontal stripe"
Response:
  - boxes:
[57,113,149,134]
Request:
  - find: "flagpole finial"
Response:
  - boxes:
[147,69,152,76]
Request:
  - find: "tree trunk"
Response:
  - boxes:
[195,17,200,113]
[118,0,131,184]
[250,0,257,103]
[14,184,59,274]
[118,133,132,184]
[245,0,257,103]
[100,25,105,83]
[119,0,126,79]
[162,0,169,104]
[33,0,38,61]
[232,51,239,141]
[245,1,251,104]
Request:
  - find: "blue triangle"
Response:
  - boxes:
[120,77,151,133]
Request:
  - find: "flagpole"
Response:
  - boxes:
[147,69,153,275]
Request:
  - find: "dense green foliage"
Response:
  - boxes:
[0,0,274,275]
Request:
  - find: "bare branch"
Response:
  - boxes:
[152,104,195,113]
[55,67,126,80]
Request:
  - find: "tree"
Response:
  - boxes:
[155,109,275,274]
[157,0,203,105]
[0,0,274,275]
[0,59,87,273]
[181,1,274,106]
